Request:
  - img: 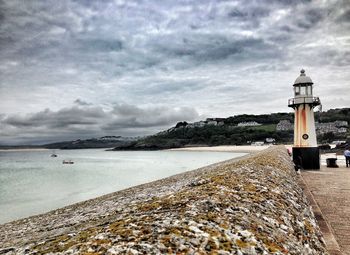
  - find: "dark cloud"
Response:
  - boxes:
[0,103,199,144]
[0,0,349,144]
[104,104,198,129]
[3,107,106,128]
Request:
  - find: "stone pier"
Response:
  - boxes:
[302,165,350,255]
[0,146,328,254]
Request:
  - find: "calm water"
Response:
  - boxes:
[0,149,245,224]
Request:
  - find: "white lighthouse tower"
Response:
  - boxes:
[288,69,321,170]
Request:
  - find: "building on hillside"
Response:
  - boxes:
[331,140,346,146]
[316,121,348,134]
[251,141,264,146]
[276,120,293,131]
[237,121,261,127]
[334,120,348,127]
[206,118,225,121]
[275,119,348,134]
[265,138,276,144]
[206,120,218,126]
[193,121,206,127]
[99,136,122,141]
[206,118,225,126]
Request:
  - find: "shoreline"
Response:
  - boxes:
[168,145,272,153]
[0,146,327,254]
[0,148,49,152]
[0,145,269,153]
[0,150,246,224]
[0,151,252,248]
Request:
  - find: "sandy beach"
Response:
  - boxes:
[169,145,272,153]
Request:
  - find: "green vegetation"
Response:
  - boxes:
[315,108,350,123]
[318,131,350,144]
[114,107,349,150]
[249,124,277,132]
[224,112,293,125]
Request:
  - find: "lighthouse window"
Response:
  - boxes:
[300,86,306,95]
[295,86,300,95]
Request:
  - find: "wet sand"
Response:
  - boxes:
[169,145,272,153]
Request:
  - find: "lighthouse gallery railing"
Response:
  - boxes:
[288,97,320,107]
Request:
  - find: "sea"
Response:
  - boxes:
[0,149,245,224]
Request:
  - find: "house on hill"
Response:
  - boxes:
[237,121,261,127]
[316,121,348,135]
[206,118,226,126]
[276,120,293,131]
[193,121,206,127]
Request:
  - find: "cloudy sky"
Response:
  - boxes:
[0,0,349,144]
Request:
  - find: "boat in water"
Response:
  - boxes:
[62,160,74,164]
[50,151,58,157]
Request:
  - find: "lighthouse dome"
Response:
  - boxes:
[294,69,313,85]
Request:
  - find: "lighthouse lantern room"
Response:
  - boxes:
[288,69,321,170]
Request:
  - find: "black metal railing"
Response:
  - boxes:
[288,96,320,107]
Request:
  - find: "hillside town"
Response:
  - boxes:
[276,120,348,135]
[167,118,348,136]
[153,111,349,148]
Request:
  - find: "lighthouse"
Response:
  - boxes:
[288,69,321,170]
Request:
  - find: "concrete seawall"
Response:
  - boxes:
[0,146,327,254]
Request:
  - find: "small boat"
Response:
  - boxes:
[50,150,58,157]
[62,160,74,164]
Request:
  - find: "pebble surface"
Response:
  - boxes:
[0,146,328,254]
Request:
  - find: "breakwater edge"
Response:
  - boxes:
[0,146,327,254]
